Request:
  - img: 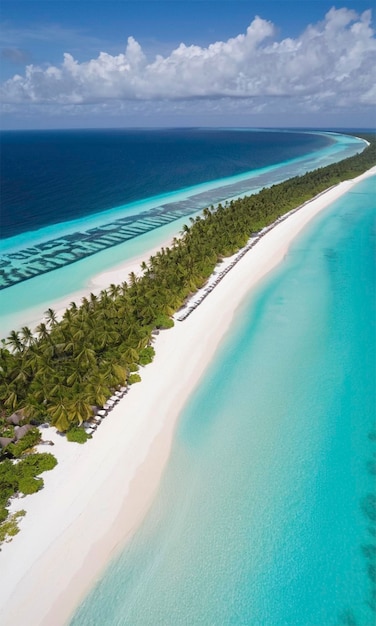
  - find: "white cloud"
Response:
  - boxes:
[1,8,375,113]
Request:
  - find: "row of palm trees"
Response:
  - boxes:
[1,134,375,433]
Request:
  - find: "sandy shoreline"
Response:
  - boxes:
[0,167,375,626]
[3,236,178,339]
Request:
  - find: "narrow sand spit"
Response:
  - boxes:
[0,168,375,626]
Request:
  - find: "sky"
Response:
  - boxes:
[1,0,375,130]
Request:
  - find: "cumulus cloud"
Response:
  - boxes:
[1,8,375,112]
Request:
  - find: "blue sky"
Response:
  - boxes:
[1,1,375,129]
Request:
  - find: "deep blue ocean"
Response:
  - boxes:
[0,128,332,239]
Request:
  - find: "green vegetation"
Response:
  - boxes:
[18,476,43,495]
[154,314,175,329]
[128,373,142,385]
[5,428,41,458]
[0,453,57,541]
[16,452,57,474]
[66,426,89,444]
[139,346,156,366]
[0,510,26,544]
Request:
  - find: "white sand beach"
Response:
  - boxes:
[0,167,375,626]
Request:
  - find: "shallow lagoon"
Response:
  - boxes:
[71,175,375,625]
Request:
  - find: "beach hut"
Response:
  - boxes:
[0,436,14,448]
[14,424,32,441]
[6,412,22,426]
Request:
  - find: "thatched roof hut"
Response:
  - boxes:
[14,424,32,441]
[0,436,14,448]
[6,412,22,426]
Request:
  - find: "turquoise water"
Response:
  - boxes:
[0,131,365,338]
[71,175,376,626]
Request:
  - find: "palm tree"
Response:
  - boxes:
[67,396,93,426]
[20,326,35,348]
[65,368,83,387]
[75,346,96,371]
[22,397,46,421]
[124,346,140,364]
[120,281,129,296]
[99,289,110,302]
[35,322,50,342]
[108,283,121,299]
[6,330,23,354]
[0,346,12,379]
[13,359,32,386]
[47,400,71,432]
[140,261,150,277]
[1,382,19,411]
[84,375,112,407]
[80,297,91,314]
[94,327,120,351]
[89,292,99,308]
[129,271,138,288]
[44,308,58,327]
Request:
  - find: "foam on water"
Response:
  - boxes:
[71,175,376,626]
